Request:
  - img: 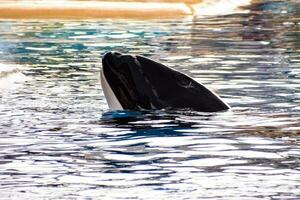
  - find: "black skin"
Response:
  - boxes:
[102,52,230,112]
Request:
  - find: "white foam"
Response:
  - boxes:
[0,63,29,90]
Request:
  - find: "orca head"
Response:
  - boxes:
[101,51,230,112]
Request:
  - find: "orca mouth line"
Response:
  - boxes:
[102,52,145,110]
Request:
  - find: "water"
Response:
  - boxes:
[0,0,300,199]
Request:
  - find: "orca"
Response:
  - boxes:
[101,52,230,112]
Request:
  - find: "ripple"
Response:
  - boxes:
[0,1,300,199]
[25,46,57,51]
[182,158,247,167]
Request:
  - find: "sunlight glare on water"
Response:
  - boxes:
[0,0,300,199]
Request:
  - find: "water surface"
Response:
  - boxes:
[0,0,300,199]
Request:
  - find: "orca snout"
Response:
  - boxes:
[103,51,119,66]
[103,51,127,69]
[103,51,136,70]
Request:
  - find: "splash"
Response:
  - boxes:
[0,63,29,90]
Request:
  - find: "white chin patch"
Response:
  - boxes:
[100,70,123,110]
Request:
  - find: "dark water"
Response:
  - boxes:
[0,0,300,199]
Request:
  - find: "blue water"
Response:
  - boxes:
[0,0,300,199]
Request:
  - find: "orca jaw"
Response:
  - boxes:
[100,69,123,110]
[101,52,146,110]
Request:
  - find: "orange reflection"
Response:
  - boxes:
[0,0,251,19]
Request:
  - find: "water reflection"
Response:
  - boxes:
[0,0,300,199]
